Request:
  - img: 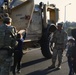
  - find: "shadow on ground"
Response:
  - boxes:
[21,57,67,75]
[21,57,49,68]
[25,67,60,75]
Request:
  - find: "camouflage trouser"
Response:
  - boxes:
[52,46,63,66]
[0,50,12,75]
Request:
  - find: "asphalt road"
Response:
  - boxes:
[10,48,71,75]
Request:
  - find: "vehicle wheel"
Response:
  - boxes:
[40,25,56,59]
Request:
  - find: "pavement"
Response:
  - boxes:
[10,48,76,75]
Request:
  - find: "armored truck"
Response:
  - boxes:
[0,0,59,59]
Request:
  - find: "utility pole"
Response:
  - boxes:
[64,3,71,29]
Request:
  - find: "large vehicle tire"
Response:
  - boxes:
[40,25,56,59]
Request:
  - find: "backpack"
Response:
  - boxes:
[0,24,17,48]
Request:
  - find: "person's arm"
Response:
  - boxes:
[23,32,26,40]
[10,26,18,48]
[18,29,26,40]
[64,31,68,49]
[10,26,17,38]
[71,46,75,59]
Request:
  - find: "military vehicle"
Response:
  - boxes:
[0,0,59,59]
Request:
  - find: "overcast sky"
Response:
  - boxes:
[34,0,76,22]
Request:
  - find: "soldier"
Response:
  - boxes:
[49,23,67,69]
[0,16,17,75]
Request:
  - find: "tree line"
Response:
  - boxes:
[62,21,76,36]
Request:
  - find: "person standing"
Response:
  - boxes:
[66,38,75,75]
[12,30,26,75]
[49,23,67,69]
[0,16,17,75]
[71,29,76,74]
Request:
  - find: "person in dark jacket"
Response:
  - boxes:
[71,29,76,74]
[66,38,75,75]
[12,30,26,75]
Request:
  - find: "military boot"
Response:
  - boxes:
[48,62,55,69]
[57,62,61,70]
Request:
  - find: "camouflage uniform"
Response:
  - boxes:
[0,50,12,75]
[0,17,17,75]
[51,24,67,69]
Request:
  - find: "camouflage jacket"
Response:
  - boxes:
[52,29,67,48]
[1,24,17,48]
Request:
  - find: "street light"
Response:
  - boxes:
[64,3,71,28]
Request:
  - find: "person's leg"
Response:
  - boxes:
[0,50,12,75]
[17,53,23,73]
[73,61,76,74]
[57,49,63,69]
[12,53,18,75]
[51,48,58,68]
[68,57,74,75]
[1,57,12,75]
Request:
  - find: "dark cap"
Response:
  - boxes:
[3,17,12,24]
[71,29,76,39]
[57,23,63,27]
[49,24,57,32]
